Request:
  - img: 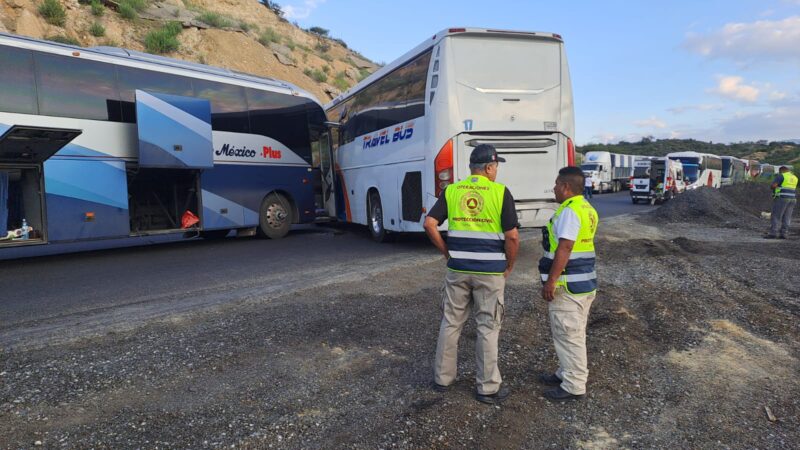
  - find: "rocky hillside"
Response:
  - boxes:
[0,0,379,102]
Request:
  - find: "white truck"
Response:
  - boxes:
[581,151,636,193]
[630,157,686,204]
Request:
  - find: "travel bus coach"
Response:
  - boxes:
[0,32,328,258]
[323,27,575,241]
[666,151,722,189]
[721,156,747,185]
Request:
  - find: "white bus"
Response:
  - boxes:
[324,27,574,241]
[666,151,722,189]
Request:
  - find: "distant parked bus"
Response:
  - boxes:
[759,163,776,180]
[666,151,722,189]
[324,28,575,240]
[721,156,747,185]
[0,32,327,258]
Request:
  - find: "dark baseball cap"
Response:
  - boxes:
[470,144,506,164]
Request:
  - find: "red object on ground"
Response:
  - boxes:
[181,210,200,229]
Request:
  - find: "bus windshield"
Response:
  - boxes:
[683,165,699,182]
[721,159,732,177]
[581,164,600,171]
[633,166,650,177]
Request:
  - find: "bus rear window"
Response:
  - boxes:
[450,36,560,91]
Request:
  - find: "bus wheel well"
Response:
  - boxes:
[266,190,299,223]
[366,187,379,211]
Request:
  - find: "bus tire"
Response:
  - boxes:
[631,197,638,204]
[368,191,388,243]
[258,192,292,239]
[200,229,230,240]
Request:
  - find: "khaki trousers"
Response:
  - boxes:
[548,286,596,395]
[434,271,505,395]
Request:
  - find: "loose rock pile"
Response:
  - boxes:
[650,183,776,229]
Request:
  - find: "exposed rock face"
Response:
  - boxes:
[0,0,378,102]
[14,9,47,39]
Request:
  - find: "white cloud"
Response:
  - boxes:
[667,104,724,114]
[684,16,800,64]
[634,116,667,129]
[710,76,760,102]
[283,0,326,20]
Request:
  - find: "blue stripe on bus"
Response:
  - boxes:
[136,99,213,169]
[45,193,130,242]
[54,143,116,159]
[44,159,128,209]
[201,164,316,228]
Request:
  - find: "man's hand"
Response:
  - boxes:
[541,279,557,301]
[423,216,449,259]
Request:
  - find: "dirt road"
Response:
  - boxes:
[1,185,798,449]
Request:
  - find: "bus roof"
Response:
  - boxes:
[0,32,320,105]
[325,27,564,110]
[667,151,721,159]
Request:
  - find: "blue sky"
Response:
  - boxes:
[280,0,800,145]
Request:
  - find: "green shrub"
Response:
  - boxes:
[308,69,327,83]
[90,0,104,16]
[197,11,233,28]
[89,22,105,37]
[46,35,80,46]
[239,22,253,32]
[258,27,280,46]
[144,22,182,54]
[284,38,296,51]
[118,0,148,20]
[122,0,148,11]
[118,3,136,20]
[39,0,67,27]
[163,20,183,35]
[314,41,330,53]
[303,68,312,77]
[358,68,371,80]
[321,65,331,74]
[78,0,92,4]
[333,76,348,91]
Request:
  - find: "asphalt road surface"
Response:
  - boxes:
[0,191,647,348]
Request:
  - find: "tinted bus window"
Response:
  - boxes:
[193,80,250,133]
[0,46,38,115]
[247,88,313,164]
[34,53,122,121]
[401,50,431,119]
[117,66,194,122]
[337,49,431,144]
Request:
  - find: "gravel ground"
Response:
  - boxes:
[1,184,798,449]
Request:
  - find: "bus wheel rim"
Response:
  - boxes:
[371,205,382,234]
[266,203,287,229]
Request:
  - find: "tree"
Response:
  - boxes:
[309,26,329,36]
[259,1,284,17]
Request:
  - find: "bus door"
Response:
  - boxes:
[132,90,213,233]
[0,125,81,245]
[317,130,337,219]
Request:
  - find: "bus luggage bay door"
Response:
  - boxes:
[134,90,213,169]
[131,90,212,234]
[0,125,82,245]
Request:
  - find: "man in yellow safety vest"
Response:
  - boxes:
[766,165,797,239]
[424,144,520,405]
[538,166,599,401]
